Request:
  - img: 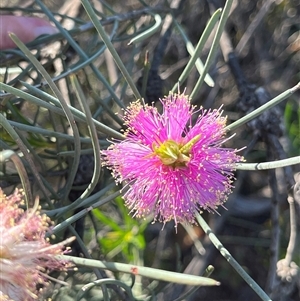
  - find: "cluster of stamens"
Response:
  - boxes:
[153,134,201,168]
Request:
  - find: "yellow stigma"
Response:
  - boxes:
[153,134,201,167]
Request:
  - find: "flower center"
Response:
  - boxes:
[153,134,200,167]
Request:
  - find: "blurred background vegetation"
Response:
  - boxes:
[0,0,299,300]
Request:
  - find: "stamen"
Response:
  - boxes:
[153,135,201,167]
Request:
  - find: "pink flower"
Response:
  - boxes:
[101,93,242,225]
[0,189,71,301]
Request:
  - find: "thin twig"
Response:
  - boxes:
[265,161,280,294]
[235,0,276,55]
[285,195,297,265]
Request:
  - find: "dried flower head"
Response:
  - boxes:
[0,188,72,301]
[101,93,243,225]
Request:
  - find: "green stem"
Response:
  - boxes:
[0,81,125,140]
[0,150,32,206]
[69,74,102,203]
[0,113,50,201]
[128,14,162,45]
[172,8,222,91]
[226,82,300,132]
[190,0,233,99]
[196,213,272,301]
[47,183,118,232]
[236,156,300,170]
[9,32,81,202]
[34,0,124,109]
[57,255,220,286]
[81,0,142,100]
[77,279,135,301]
